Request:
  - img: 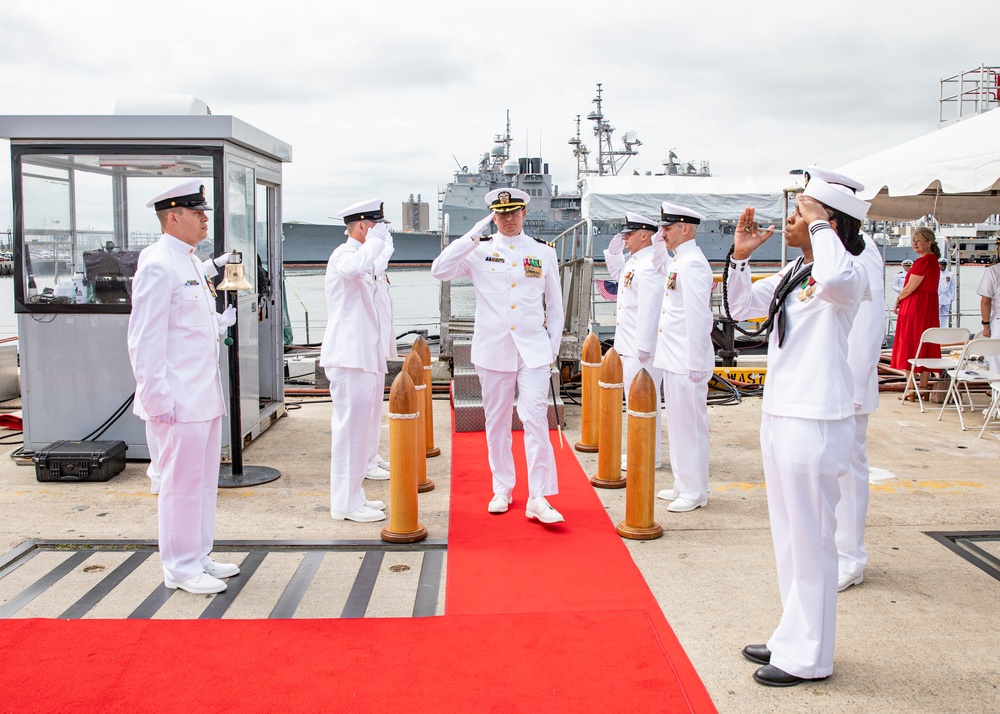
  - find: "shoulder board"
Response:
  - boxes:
[532,236,555,248]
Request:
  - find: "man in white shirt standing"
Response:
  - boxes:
[651,202,715,512]
[891,259,912,295]
[938,259,955,327]
[320,199,390,523]
[128,180,239,595]
[977,258,1000,373]
[603,213,665,470]
[432,188,566,524]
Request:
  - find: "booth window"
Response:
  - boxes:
[16,151,217,313]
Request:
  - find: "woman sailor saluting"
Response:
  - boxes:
[721,176,871,687]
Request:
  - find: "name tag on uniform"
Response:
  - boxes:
[485,253,505,264]
[523,256,542,278]
[666,270,677,290]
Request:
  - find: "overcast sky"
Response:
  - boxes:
[1,0,998,232]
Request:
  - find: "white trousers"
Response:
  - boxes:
[990,317,1000,374]
[327,367,383,513]
[662,370,710,501]
[835,413,870,579]
[761,413,851,680]
[476,360,558,499]
[145,421,161,491]
[939,307,950,328]
[152,417,222,583]
[366,391,386,470]
[621,354,663,464]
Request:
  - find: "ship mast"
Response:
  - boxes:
[568,114,591,181]
[587,83,641,176]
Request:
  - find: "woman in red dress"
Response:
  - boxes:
[890,227,942,398]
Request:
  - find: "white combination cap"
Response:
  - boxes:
[335,199,389,224]
[803,165,864,193]
[622,212,658,233]
[146,179,212,211]
[659,201,705,226]
[485,188,530,213]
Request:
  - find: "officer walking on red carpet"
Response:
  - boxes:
[651,202,715,512]
[603,213,665,469]
[431,188,566,524]
[320,199,391,523]
[128,179,239,595]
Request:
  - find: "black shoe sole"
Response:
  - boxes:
[752,671,829,687]
[741,647,771,666]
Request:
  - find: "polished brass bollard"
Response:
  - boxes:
[591,347,626,488]
[575,332,601,453]
[381,370,428,543]
[403,350,434,493]
[617,369,663,540]
[412,336,441,458]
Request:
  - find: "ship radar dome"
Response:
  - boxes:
[502,158,520,176]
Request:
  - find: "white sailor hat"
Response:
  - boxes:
[146,179,212,212]
[622,212,658,233]
[485,187,530,213]
[902,259,914,267]
[659,201,705,226]
[803,165,864,193]
[335,198,390,224]
[802,177,870,220]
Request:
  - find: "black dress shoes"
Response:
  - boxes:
[752,664,829,687]
[741,644,771,665]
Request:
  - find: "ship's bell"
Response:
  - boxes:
[217,250,253,292]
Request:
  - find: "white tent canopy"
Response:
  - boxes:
[835,108,1000,223]
[580,174,796,224]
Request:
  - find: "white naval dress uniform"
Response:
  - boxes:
[651,239,715,502]
[726,221,866,680]
[837,233,884,582]
[319,233,388,514]
[603,244,665,464]
[938,268,955,327]
[145,256,225,493]
[431,230,564,499]
[128,234,228,584]
[976,264,1000,373]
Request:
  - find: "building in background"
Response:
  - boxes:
[402,194,430,232]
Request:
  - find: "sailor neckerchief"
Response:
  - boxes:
[769,256,813,348]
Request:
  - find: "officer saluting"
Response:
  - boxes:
[603,213,665,469]
[128,179,239,595]
[320,199,391,523]
[432,187,566,524]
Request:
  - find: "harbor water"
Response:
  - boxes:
[0,263,993,346]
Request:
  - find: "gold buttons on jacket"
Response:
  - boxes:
[510,326,515,331]
[511,282,516,288]
[511,304,516,309]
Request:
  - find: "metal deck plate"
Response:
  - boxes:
[0,539,447,620]
[925,531,1000,582]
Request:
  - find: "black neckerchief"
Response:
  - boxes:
[769,257,813,348]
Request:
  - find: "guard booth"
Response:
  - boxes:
[0,106,292,459]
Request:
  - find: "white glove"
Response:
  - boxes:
[213,252,232,268]
[150,408,175,425]
[469,213,495,240]
[637,349,653,362]
[688,370,712,383]
[367,222,390,242]
[608,232,625,255]
[219,305,237,328]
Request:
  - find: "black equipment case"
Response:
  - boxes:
[33,440,128,482]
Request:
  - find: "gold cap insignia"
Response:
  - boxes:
[498,191,511,205]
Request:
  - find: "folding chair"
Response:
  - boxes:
[978,382,1000,438]
[900,327,970,412]
[936,338,1000,429]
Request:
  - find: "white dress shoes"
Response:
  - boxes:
[374,455,390,470]
[203,559,240,579]
[656,488,678,501]
[165,572,227,594]
[838,571,864,592]
[331,505,386,522]
[667,497,707,513]
[526,496,565,524]
[365,465,390,480]
[488,494,512,514]
[364,498,385,511]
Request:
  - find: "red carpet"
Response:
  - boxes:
[0,410,716,713]
[446,423,715,712]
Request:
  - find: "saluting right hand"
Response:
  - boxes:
[733,207,774,260]
[608,232,625,255]
[472,213,495,239]
[368,222,390,242]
